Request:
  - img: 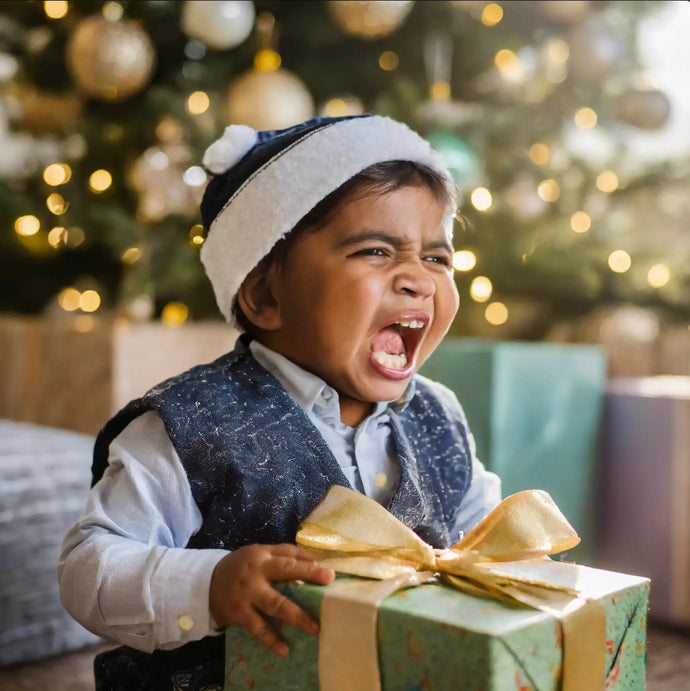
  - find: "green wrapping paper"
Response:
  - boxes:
[224,566,649,690]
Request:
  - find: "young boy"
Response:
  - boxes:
[59,114,500,690]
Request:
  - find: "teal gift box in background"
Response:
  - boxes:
[420,339,606,561]
[225,567,648,690]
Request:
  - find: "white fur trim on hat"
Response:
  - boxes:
[201,116,454,324]
[202,125,258,175]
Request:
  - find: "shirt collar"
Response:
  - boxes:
[248,340,415,423]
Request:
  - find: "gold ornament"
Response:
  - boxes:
[225,67,314,131]
[130,144,199,222]
[66,15,156,101]
[18,87,83,133]
[328,1,413,40]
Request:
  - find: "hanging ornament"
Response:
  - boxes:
[568,19,625,83]
[18,87,83,134]
[541,1,590,23]
[225,13,313,130]
[66,14,156,101]
[617,88,671,131]
[427,131,481,189]
[418,32,484,129]
[328,1,413,40]
[181,1,255,50]
[130,144,199,222]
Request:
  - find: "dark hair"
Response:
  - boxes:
[232,160,455,333]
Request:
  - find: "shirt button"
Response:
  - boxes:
[178,614,195,631]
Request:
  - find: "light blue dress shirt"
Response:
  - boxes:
[59,341,501,653]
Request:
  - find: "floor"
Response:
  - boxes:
[0,624,689,690]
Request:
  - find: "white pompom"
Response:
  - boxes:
[202,124,258,175]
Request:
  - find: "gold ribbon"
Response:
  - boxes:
[296,486,606,691]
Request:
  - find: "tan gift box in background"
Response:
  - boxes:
[0,315,238,435]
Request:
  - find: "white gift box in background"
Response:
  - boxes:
[598,376,690,626]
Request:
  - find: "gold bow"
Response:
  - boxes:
[296,486,606,691]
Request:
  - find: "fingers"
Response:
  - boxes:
[256,586,319,636]
[243,609,289,658]
[263,555,336,585]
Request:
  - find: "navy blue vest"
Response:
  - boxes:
[92,336,473,690]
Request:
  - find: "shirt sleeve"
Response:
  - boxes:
[58,410,228,652]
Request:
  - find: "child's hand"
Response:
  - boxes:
[209,544,335,657]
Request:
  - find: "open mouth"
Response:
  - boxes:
[370,316,428,376]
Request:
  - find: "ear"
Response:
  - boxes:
[236,264,283,331]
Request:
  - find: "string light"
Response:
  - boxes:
[66,227,85,247]
[46,192,69,215]
[58,287,81,312]
[430,81,451,100]
[574,107,597,129]
[570,211,591,233]
[494,49,517,71]
[647,264,670,288]
[102,1,124,21]
[546,39,569,63]
[452,250,477,272]
[529,142,550,166]
[481,3,503,26]
[378,51,399,71]
[186,91,210,115]
[608,250,631,273]
[79,289,101,312]
[596,170,619,193]
[161,302,189,325]
[43,163,72,186]
[537,179,560,202]
[470,276,492,302]
[189,224,205,246]
[485,301,508,325]
[470,187,492,211]
[324,99,347,116]
[48,226,68,248]
[89,169,112,193]
[44,1,68,19]
[121,247,142,264]
[15,215,40,236]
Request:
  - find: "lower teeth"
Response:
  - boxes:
[372,351,408,369]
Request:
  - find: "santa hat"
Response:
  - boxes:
[199,114,453,324]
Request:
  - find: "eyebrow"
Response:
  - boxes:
[338,230,453,254]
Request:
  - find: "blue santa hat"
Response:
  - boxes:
[199,114,454,324]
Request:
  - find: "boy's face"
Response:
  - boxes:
[260,185,459,426]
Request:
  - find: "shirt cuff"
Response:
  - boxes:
[153,547,229,648]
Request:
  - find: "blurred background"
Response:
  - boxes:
[0,0,688,348]
[1,2,690,688]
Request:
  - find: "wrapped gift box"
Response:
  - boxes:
[598,376,690,626]
[420,339,606,560]
[225,566,648,690]
[0,315,238,435]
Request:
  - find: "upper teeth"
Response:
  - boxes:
[397,320,424,329]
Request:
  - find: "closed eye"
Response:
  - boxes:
[350,247,390,258]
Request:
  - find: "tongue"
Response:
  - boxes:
[372,326,404,355]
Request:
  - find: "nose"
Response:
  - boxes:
[392,258,435,298]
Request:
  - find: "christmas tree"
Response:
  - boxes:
[0,0,687,339]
